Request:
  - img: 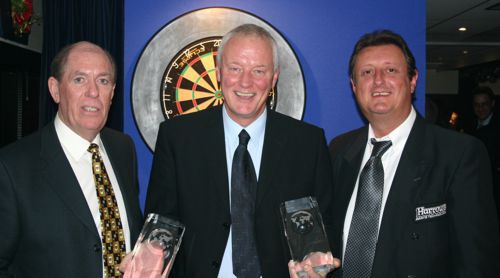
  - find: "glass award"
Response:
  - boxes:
[124,213,185,278]
[280,196,334,278]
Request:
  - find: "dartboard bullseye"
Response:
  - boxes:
[161,37,276,119]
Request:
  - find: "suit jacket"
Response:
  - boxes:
[145,106,333,277]
[0,123,143,278]
[329,117,500,278]
[464,113,500,169]
[471,114,500,232]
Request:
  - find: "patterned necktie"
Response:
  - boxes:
[231,129,261,277]
[88,143,126,278]
[343,139,392,278]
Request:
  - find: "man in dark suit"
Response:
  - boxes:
[466,86,500,233]
[0,42,142,277]
[329,30,499,277]
[145,24,337,277]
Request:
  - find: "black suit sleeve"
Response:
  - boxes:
[449,138,500,276]
[312,129,335,243]
[0,156,19,278]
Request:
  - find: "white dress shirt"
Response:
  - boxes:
[342,107,416,256]
[54,114,131,277]
[477,113,493,129]
[218,106,266,278]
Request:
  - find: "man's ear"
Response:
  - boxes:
[111,83,116,100]
[271,66,280,88]
[350,78,357,95]
[216,66,221,82]
[48,77,61,103]
[410,70,419,94]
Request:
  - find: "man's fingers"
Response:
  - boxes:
[288,260,302,278]
[119,252,133,273]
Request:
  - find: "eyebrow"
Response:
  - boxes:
[72,70,113,77]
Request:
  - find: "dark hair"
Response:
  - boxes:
[349,29,417,80]
[50,41,116,82]
[472,86,495,101]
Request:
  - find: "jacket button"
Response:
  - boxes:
[222,222,230,229]
[212,261,220,269]
[93,243,101,252]
[410,232,419,240]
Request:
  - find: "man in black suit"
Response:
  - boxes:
[0,41,142,277]
[467,86,500,232]
[329,30,499,277]
[145,24,337,277]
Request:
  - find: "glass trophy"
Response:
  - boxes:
[124,213,185,278]
[280,196,334,278]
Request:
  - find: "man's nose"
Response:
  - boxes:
[374,69,385,85]
[239,71,252,87]
[85,81,99,98]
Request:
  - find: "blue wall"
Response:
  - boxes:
[124,0,426,208]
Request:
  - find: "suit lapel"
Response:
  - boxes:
[342,130,367,196]
[203,107,231,212]
[372,118,432,275]
[333,129,366,261]
[40,124,99,236]
[255,110,286,209]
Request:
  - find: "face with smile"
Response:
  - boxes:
[217,34,279,127]
[351,44,418,130]
[48,42,115,142]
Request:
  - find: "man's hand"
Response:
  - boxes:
[288,252,341,278]
[119,242,168,278]
[119,252,133,273]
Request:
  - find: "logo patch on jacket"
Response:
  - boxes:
[415,203,446,221]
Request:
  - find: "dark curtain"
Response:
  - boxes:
[0,0,13,39]
[39,0,124,131]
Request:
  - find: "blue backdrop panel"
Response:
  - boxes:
[124,0,426,208]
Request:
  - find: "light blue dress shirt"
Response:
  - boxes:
[218,105,266,277]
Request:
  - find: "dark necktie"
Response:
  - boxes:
[231,130,261,277]
[343,139,392,278]
[88,143,126,278]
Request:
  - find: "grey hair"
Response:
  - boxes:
[217,23,279,71]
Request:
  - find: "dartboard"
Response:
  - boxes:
[132,7,304,151]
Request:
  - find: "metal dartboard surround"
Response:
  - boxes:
[131,7,305,151]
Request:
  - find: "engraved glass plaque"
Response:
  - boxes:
[280,196,333,277]
[124,213,185,278]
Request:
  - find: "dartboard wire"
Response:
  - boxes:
[175,54,221,114]
[182,97,217,115]
[190,70,223,112]
[175,88,214,101]
[200,52,219,90]
[178,64,215,93]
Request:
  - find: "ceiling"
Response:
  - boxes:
[427,0,500,71]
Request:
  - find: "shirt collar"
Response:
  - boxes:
[368,106,416,148]
[54,113,102,161]
[478,113,493,127]
[222,105,267,146]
